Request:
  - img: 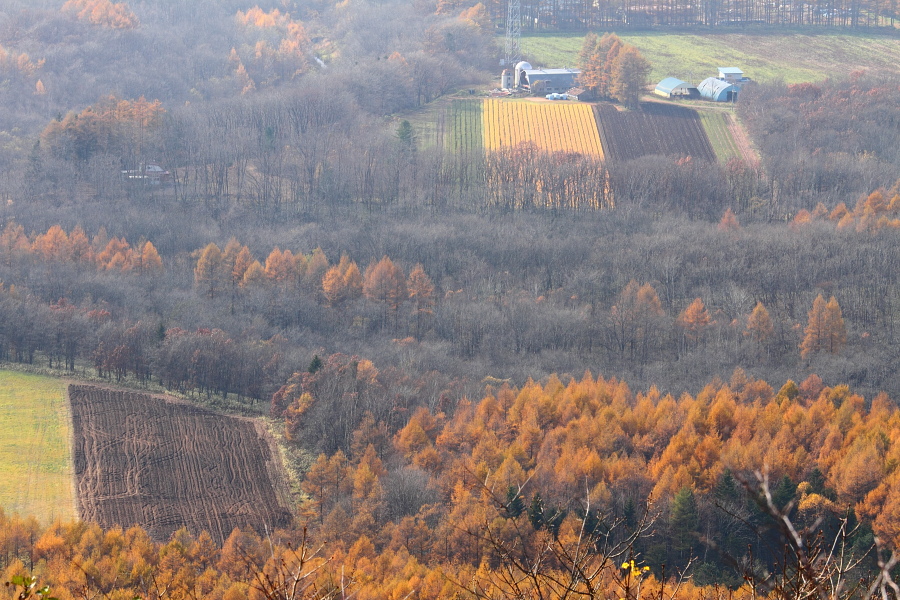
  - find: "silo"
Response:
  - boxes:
[515,61,533,88]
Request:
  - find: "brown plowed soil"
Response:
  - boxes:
[594,102,716,162]
[69,385,292,543]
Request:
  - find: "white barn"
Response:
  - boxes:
[654,77,692,98]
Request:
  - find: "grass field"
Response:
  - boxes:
[0,371,74,522]
[521,30,900,84]
[698,110,743,162]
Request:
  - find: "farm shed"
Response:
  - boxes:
[566,87,594,101]
[698,77,739,102]
[654,77,693,98]
[718,67,744,83]
[515,62,581,93]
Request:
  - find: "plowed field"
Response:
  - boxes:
[482,100,604,157]
[594,102,715,162]
[70,385,291,543]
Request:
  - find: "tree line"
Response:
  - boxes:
[455,0,900,30]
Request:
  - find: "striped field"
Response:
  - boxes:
[481,100,604,157]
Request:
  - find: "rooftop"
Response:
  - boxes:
[656,77,689,93]
[523,68,580,75]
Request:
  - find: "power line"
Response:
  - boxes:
[505,0,521,67]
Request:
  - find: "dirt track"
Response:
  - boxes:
[69,385,292,543]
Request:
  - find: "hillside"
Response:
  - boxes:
[521,30,900,84]
[1,1,900,597]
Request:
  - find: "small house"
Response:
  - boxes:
[121,163,171,185]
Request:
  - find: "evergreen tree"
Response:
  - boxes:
[504,486,525,518]
[670,486,700,567]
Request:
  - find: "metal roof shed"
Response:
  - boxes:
[654,77,691,98]
[718,67,744,83]
[522,68,580,93]
[698,77,739,102]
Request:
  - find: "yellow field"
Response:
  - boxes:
[482,99,604,157]
[0,371,74,522]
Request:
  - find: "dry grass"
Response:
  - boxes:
[0,371,74,523]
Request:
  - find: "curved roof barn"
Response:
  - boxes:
[655,77,691,98]
[698,77,739,102]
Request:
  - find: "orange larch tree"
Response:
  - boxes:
[363,256,407,324]
[800,295,847,358]
[745,301,774,357]
[194,243,225,298]
[138,241,163,276]
[677,297,712,349]
[407,264,435,336]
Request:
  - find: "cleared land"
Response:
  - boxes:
[521,31,900,84]
[595,102,716,162]
[482,99,604,156]
[0,372,74,523]
[70,385,291,543]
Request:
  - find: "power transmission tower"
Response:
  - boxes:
[505,0,521,68]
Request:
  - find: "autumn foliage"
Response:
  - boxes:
[1,360,899,597]
[40,95,164,162]
[231,6,311,89]
[61,0,138,29]
[1,221,161,274]
[258,359,900,595]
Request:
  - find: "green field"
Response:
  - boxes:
[521,30,900,84]
[0,372,74,522]
[450,99,484,157]
[698,110,743,162]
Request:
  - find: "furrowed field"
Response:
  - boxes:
[481,99,604,156]
[521,30,900,84]
[70,385,292,543]
[0,371,74,523]
[595,102,715,162]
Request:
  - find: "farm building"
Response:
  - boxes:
[718,67,748,84]
[698,77,739,102]
[654,77,696,98]
[566,87,594,101]
[514,61,581,94]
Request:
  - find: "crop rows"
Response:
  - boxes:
[449,100,484,160]
[594,102,716,163]
[481,100,604,157]
[70,385,291,543]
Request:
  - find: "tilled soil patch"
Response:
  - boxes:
[70,385,291,543]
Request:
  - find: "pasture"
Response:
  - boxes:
[521,30,900,83]
[0,371,74,523]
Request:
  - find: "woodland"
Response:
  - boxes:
[0,0,900,598]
